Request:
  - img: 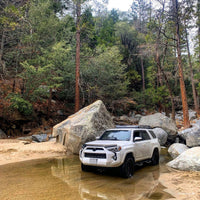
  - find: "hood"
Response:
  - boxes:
[85,140,130,147]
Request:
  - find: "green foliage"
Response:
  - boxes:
[8,94,33,116]
[19,61,63,102]
[132,86,170,111]
[0,0,199,120]
[81,46,128,104]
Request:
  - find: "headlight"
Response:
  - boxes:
[81,144,87,150]
[80,144,87,154]
[106,145,121,153]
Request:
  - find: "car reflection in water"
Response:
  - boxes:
[51,155,174,200]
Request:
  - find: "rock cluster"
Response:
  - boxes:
[167,114,200,171]
[167,147,200,171]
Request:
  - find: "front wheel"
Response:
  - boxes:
[120,156,135,178]
[151,149,159,165]
[81,163,93,172]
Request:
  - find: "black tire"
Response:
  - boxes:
[81,163,92,172]
[151,149,159,166]
[120,156,135,178]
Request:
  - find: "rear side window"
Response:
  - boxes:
[149,130,156,138]
[133,130,151,141]
[141,131,151,140]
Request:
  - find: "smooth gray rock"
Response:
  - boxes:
[32,134,48,142]
[189,110,197,120]
[153,128,168,145]
[186,130,200,147]
[139,113,177,135]
[178,119,200,140]
[52,100,114,154]
[167,147,200,171]
[0,129,7,139]
[168,143,189,159]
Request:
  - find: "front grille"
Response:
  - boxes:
[86,147,104,151]
[85,153,106,159]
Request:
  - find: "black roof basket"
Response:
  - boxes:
[115,125,153,129]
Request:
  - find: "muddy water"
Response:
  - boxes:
[0,149,174,200]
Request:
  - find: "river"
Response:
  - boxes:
[0,148,175,200]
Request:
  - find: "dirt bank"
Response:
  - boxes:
[0,139,67,166]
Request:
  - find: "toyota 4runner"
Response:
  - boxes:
[79,125,160,178]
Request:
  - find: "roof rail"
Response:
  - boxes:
[115,125,153,129]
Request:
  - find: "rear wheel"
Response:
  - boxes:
[120,156,135,178]
[151,149,159,165]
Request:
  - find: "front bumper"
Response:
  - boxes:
[79,146,122,168]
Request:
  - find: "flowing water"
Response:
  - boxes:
[0,148,174,200]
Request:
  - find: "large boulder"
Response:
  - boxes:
[152,128,168,146]
[0,129,7,139]
[186,130,200,147]
[167,147,200,171]
[139,113,177,136]
[168,143,189,159]
[52,100,114,154]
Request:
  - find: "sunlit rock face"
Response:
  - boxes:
[139,113,177,136]
[167,147,200,171]
[52,100,114,154]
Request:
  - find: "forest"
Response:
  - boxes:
[0,0,200,136]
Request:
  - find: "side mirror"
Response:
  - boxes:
[134,137,142,142]
[96,136,100,140]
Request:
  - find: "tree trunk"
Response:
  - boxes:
[75,1,81,112]
[47,88,52,119]
[0,29,6,75]
[185,25,199,114]
[198,0,200,64]
[141,55,145,91]
[161,41,176,121]
[155,41,162,87]
[173,0,190,128]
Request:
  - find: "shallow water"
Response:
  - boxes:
[0,148,174,200]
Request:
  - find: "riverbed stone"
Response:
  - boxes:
[167,147,200,171]
[153,128,168,146]
[168,143,189,159]
[0,129,7,139]
[32,134,48,143]
[139,113,177,135]
[52,100,114,154]
[186,130,200,147]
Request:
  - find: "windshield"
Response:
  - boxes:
[99,130,131,141]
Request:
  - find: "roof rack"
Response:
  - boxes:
[115,125,153,129]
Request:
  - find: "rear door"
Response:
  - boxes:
[133,130,151,161]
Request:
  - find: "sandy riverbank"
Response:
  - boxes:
[0,139,67,166]
[159,169,200,200]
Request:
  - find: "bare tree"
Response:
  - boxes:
[75,0,81,112]
[172,0,190,128]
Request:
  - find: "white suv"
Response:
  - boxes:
[79,125,160,178]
